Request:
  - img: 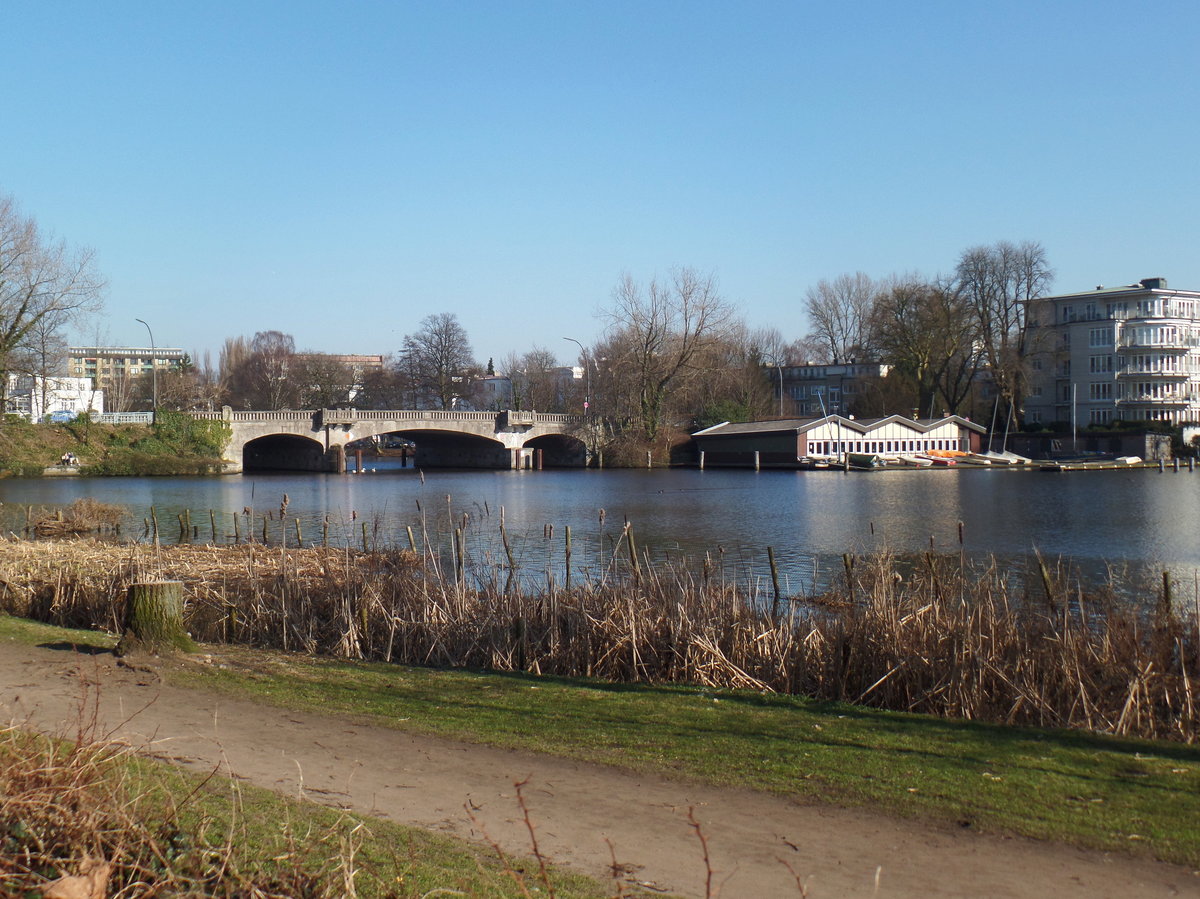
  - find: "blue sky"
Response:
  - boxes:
[3,1,1197,367]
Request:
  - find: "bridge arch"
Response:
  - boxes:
[243,434,331,472]
[522,433,587,467]
[378,427,511,469]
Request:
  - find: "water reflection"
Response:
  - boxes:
[2,465,1198,600]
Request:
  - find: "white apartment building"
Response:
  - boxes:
[1023,278,1200,427]
[6,375,104,419]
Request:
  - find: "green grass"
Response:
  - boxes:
[0,617,645,898]
[5,613,1200,868]
[128,754,619,898]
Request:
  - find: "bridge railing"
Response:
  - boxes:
[181,409,583,426]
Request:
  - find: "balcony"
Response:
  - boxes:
[1116,338,1193,353]
[1116,393,1191,406]
[1115,368,1189,380]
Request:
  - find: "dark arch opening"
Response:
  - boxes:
[244,434,332,472]
[523,433,587,467]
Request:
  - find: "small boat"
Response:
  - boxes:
[918,453,957,466]
[847,452,883,470]
[800,455,833,469]
[899,454,932,467]
[984,450,1031,465]
[1114,455,1142,465]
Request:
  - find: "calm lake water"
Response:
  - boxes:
[4,464,1199,600]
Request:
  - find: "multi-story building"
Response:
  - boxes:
[68,346,187,392]
[770,362,891,417]
[6,375,104,419]
[1023,278,1200,427]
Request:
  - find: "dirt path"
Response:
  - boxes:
[1,639,1195,899]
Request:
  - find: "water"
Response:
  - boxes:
[4,464,1199,599]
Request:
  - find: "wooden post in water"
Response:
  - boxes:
[233,512,240,543]
[647,450,652,469]
[698,450,705,470]
[767,546,781,617]
[565,525,572,591]
[210,510,217,543]
[362,521,370,552]
[294,518,302,546]
[454,527,465,585]
[1173,457,1180,472]
[754,450,761,471]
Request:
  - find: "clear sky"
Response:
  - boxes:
[3,1,1197,367]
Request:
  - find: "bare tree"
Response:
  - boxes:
[293,353,356,408]
[502,346,564,412]
[223,331,298,409]
[399,313,475,409]
[0,194,105,409]
[803,272,879,364]
[603,267,737,440]
[954,240,1053,407]
[872,276,980,417]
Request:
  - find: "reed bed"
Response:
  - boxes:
[0,536,1196,743]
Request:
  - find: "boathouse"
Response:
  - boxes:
[691,415,986,468]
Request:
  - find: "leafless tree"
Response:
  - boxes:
[803,272,879,364]
[603,267,737,440]
[0,194,105,409]
[502,346,565,412]
[872,276,980,417]
[293,353,356,408]
[223,331,299,409]
[954,240,1053,407]
[398,313,476,409]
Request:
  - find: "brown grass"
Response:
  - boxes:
[32,499,124,538]
[0,537,1196,743]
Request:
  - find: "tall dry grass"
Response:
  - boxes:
[0,713,344,896]
[0,536,1195,743]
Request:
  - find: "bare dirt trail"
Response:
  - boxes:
[1,638,1195,899]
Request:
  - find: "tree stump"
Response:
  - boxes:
[116,581,196,656]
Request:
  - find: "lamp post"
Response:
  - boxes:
[135,318,158,422]
[763,354,785,417]
[562,337,591,413]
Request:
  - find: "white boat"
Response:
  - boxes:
[899,454,932,467]
[984,450,1031,465]
[1114,455,1142,465]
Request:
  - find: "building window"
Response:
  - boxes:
[1089,328,1114,348]
[1088,383,1112,400]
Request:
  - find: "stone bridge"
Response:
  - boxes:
[187,408,587,473]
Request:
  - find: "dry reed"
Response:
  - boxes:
[31,499,123,538]
[0,714,343,896]
[0,536,1196,743]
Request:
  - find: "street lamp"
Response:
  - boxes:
[562,337,591,413]
[135,318,158,421]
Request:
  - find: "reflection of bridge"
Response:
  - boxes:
[187,408,586,473]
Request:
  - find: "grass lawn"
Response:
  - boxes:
[5,613,1200,869]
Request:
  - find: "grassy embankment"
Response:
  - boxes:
[0,534,1198,870]
[0,412,228,476]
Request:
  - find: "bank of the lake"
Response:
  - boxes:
[0,414,227,477]
[3,537,1196,745]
